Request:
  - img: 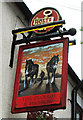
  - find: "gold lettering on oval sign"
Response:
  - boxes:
[33,9,54,32]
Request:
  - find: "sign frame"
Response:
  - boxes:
[11,37,68,113]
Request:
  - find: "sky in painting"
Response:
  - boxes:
[21,43,63,80]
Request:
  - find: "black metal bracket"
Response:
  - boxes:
[9,20,76,68]
[9,34,17,68]
[12,20,65,34]
[9,32,32,68]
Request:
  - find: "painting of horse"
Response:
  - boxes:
[46,55,59,84]
[18,42,63,97]
[24,59,39,88]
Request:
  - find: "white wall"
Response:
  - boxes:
[1,2,28,118]
[0,2,2,120]
[81,2,83,80]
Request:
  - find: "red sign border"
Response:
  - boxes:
[11,37,68,113]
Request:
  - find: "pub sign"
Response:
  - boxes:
[11,7,68,113]
[30,7,62,34]
[11,38,68,113]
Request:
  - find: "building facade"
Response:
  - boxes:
[1,2,32,118]
[54,65,83,119]
[1,1,83,119]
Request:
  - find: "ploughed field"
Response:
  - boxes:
[18,75,61,97]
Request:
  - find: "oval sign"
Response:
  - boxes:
[30,7,62,35]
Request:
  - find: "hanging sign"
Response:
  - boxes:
[11,37,68,113]
[30,7,62,35]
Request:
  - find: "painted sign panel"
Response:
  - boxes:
[30,7,62,34]
[11,38,68,113]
